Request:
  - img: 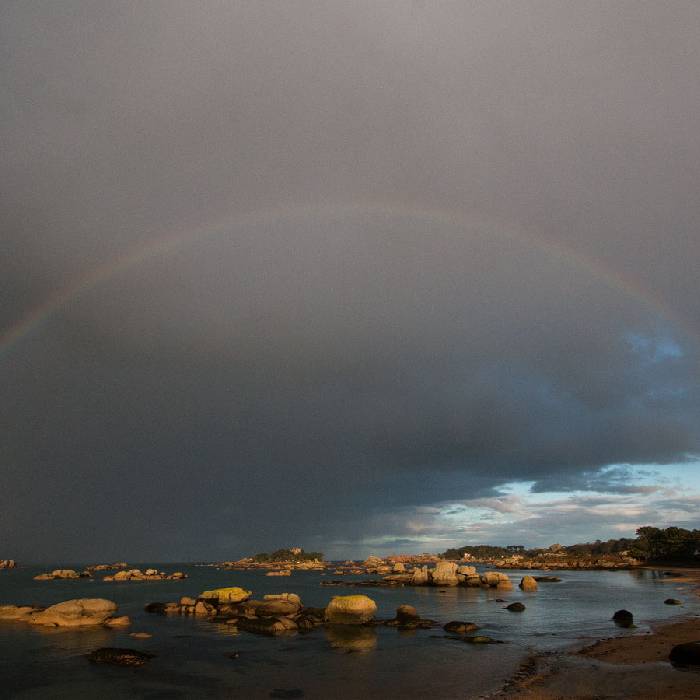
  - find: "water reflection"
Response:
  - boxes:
[325,625,377,653]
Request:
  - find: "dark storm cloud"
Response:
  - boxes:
[1,2,699,561]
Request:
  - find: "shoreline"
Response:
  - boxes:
[496,567,700,698]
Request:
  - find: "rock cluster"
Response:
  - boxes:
[0,598,128,628]
[103,568,186,581]
[145,589,382,636]
[384,565,512,589]
[34,569,83,580]
[0,559,16,569]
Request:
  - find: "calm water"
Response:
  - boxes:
[1,565,698,699]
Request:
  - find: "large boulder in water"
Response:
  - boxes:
[481,571,511,587]
[325,595,377,625]
[256,594,302,617]
[430,561,459,586]
[519,575,538,592]
[30,599,118,627]
[395,604,419,624]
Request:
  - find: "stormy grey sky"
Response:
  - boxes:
[1,1,699,562]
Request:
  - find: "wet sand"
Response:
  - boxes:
[498,568,700,699]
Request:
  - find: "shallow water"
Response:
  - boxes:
[1,565,698,698]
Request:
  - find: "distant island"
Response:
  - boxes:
[443,526,700,568]
[250,547,324,563]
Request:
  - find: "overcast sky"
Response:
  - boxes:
[2,1,699,562]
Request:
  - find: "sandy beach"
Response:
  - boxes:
[499,568,700,699]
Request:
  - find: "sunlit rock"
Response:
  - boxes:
[325,595,377,625]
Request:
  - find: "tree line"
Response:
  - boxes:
[443,527,700,563]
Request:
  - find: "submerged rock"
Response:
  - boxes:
[506,602,526,612]
[444,621,480,634]
[464,635,500,644]
[612,609,634,627]
[238,616,297,636]
[325,595,377,625]
[269,689,304,698]
[664,598,682,605]
[87,647,155,667]
[144,602,167,614]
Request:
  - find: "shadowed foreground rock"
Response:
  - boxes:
[669,641,700,666]
[87,648,155,667]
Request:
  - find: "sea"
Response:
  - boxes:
[1,564,698,699]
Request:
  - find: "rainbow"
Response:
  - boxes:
[1,200,695,359]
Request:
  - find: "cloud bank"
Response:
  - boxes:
[1,1,699,560]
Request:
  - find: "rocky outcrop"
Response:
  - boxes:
[30,599,125,627]
[431,561,460,586]
[519,575,538,592]
[411,566,430,585]
[0,605,40,620]
[325,595,377,625]
[0,560,16,569]
[34,569,80,581]
[199,587,252,603]
[104,568,186,582]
